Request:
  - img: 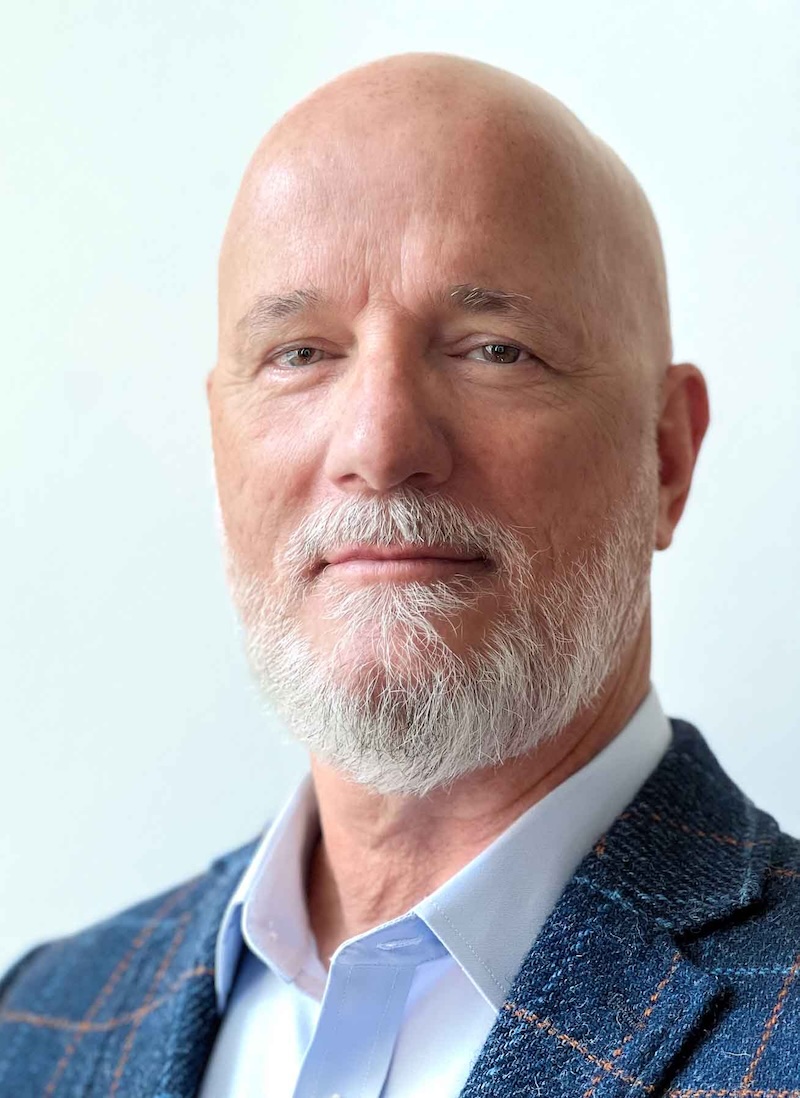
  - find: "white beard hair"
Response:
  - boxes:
[223,474,657,796]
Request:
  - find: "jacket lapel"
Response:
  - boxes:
[145,844,256,1098]
[460,720,779,1097]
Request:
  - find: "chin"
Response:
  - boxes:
[322,626,497,696]
[337,638,464,696]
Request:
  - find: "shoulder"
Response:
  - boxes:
[559,718,800,1089]
[0,837,257,1081]
[2,838,257,990]
[655,718,800,951]
[662,723,800,1085]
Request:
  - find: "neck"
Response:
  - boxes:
[307,618,651,967]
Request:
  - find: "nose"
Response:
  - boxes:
[322,345,453,494]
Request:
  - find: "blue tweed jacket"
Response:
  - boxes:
[2,720,799,1097]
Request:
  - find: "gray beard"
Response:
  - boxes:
[224,482,655,796]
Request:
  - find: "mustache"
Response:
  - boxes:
[282,489,527,577]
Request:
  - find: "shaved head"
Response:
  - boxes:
[220,52,671,374]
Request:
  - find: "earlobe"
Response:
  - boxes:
[655,364,710,551]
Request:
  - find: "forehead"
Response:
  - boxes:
[220,147,594,339]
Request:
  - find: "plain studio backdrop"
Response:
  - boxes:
[1,0,798,973]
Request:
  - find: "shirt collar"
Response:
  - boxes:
[415,686,671,1008]
[214,687,670,1013]
[214,775,319,1011]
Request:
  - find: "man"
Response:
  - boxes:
[1,51,798,1097]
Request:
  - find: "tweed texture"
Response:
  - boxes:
[1,721,799,1097]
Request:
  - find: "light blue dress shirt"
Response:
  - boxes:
[199,689,671,1098]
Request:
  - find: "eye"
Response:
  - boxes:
[464,343,533,365]
[273,346,325,369]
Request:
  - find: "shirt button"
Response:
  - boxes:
[376,935,423,951]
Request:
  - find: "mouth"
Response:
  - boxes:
[314,545,492,582]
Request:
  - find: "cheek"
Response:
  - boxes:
[210,385,322,572]
[468,401,640,550]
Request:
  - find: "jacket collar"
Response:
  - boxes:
[459,719,780,1097]
[585,718,778,932]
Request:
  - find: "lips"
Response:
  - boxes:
[322,545,485,568]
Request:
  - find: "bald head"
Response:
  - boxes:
[220,52,671,371]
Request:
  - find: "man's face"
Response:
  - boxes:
[209,107,661,793]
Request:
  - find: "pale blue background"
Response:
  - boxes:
[2,0,798,971]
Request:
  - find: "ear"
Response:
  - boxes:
[655,363,710,550]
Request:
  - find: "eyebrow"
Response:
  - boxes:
[234,282,556,351]
[236,288,323,340]
[235,278,531,325]
[446,283,532,315]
